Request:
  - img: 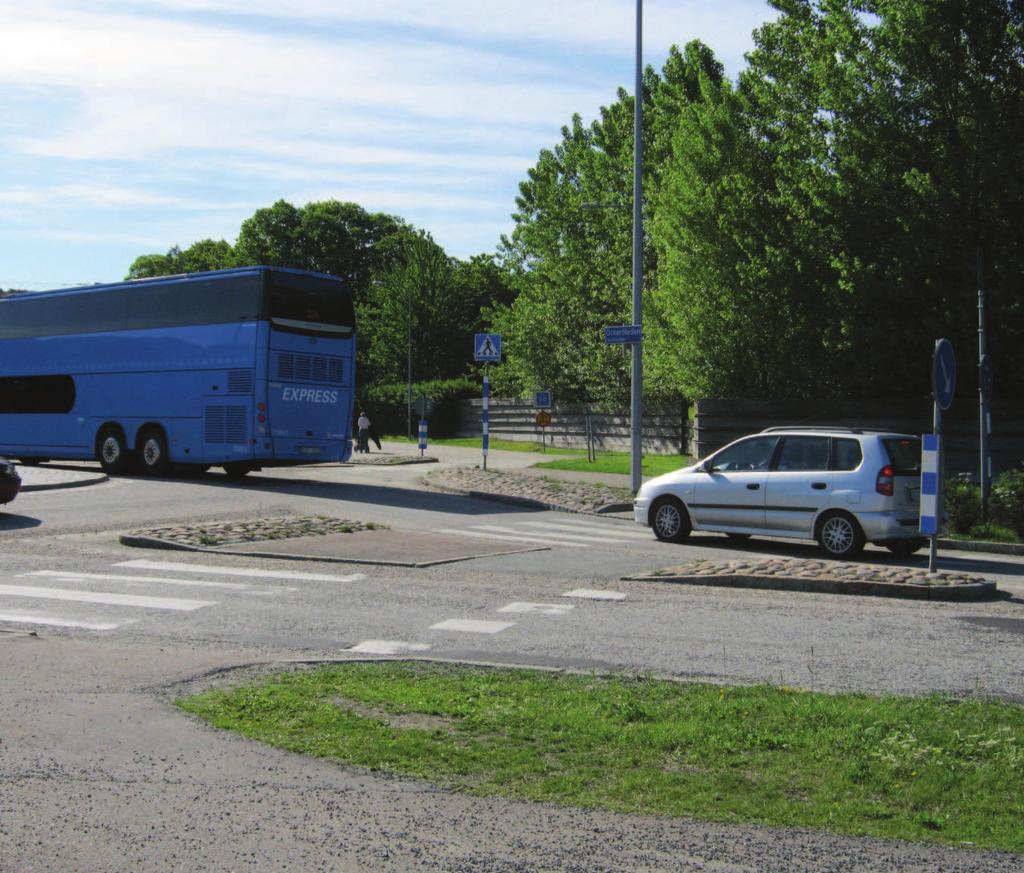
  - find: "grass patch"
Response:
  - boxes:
[178,663,1024,852]
[384,435,688,476]
[533,454,689,477]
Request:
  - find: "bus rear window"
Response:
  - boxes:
[882,437,921,476]
[268,289,353,337]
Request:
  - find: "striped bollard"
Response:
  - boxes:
[482,374,489,470]
[418,420,427,456]
[920,434,941,572]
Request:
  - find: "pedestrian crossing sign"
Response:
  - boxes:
[474,333,502,362]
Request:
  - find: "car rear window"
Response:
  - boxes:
[882,437,921,475]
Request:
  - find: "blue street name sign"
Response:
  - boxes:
[534,390,552,409]
[603,324,642,344]
[932,338,956,411]
[474,333,502,362]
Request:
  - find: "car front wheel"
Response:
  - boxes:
[815,511,865,559]
[650,496,691,544]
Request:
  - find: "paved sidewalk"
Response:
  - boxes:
[15,463,108,492]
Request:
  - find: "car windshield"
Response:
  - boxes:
[882,437,921,476]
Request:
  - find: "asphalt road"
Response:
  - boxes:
[2,450,1024,871]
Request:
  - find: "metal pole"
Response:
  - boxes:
[977,246,990,520]
[482,372,489,471]
[407,287,412,440]
[630,0,643,495]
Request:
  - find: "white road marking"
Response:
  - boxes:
[0,612,122,631]
[430,618,516,634]
[497,602,575,616]
[349,640,431,655]
[562,588,627,601]
[470,525,626,545]
[115,560,365,583]
[433,528,563,547]
[0,584,216,611]
[23,570,254,591]
[518,521,652,540]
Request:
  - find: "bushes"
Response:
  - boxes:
[945,477,982,534]
[991,469,1024,540]
[944,471,1024,542]
[358,378,478,438]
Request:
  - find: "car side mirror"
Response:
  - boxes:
[699,459,713,473]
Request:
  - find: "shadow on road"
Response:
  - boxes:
[0,512,43,531]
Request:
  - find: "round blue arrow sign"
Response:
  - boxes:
[932,338,956,411]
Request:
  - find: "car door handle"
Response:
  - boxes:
[746,483,760,490]
[811,482,828,490]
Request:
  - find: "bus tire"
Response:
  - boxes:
[222,462,251,478]
[96,426,132,475]
[139,427,171,476]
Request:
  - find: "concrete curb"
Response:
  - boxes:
[20,473,109,492]
[623,571,999,601]
[937,537,1024,556]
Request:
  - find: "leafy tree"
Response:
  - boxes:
[126,240,235,279]
[490,43,725,406]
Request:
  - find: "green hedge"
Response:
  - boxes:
[358,378,478,438]
[944,470,1024,541]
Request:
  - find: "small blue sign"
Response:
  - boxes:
[932,338,956,411]
[534,390,552,409]
[418,419,428,452]
[604,324,642,344]
[474,333,502,362]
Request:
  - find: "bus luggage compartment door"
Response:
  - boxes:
[267,381,345,461]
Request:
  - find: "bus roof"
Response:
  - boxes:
[3,266,344,300]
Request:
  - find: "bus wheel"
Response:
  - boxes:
[97,426,131,475]
[139,428,171,476]
[222,463,251,478]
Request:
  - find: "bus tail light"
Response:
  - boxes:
[876,465,894,496]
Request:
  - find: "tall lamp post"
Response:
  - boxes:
[629,0,644,495]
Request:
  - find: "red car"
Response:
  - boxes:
[0,457,21,508]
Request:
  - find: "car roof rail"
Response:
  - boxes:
[759,425,892,434]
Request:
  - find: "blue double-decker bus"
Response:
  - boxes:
[0,267,355,475]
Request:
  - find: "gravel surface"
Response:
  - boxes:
[129,515,385,547]
[424,465,632,513]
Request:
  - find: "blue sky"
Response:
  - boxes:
[0,1,776,290]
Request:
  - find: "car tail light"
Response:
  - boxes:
[876,465,894,496]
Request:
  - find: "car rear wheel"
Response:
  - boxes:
[815,511,865,559]
[139,427,171,476]
[650,496,691,543]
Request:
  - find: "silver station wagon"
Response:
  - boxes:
[634,427,925,559]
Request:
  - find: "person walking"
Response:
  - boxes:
[357,411,371,453]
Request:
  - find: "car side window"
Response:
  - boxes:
[832,438,863,471]
[776,436,830,472]
[709,437,778,472]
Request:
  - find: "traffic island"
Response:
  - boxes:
[624,558,998,601]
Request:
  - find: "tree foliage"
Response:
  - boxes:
[496,0,1024,401]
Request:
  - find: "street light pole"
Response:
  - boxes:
[630,0,644,495]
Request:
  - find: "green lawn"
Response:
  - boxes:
[180,663,1024,853]
[383,434,689,477]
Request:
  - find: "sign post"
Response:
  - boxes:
[604,324,644,493]
[926,339,956,574]
[474,334,501,470]
[418,419,428,456]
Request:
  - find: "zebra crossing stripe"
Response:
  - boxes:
[517,521,651,540]
[469,525,623,545]
[0,612,121,631]
[562,588,627,601]
[115,560,364,583]
[0,584,215,611]
[349,640,431,655]
[433,528,561,547]
[430,618,515,634]
[24,570,254,591]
